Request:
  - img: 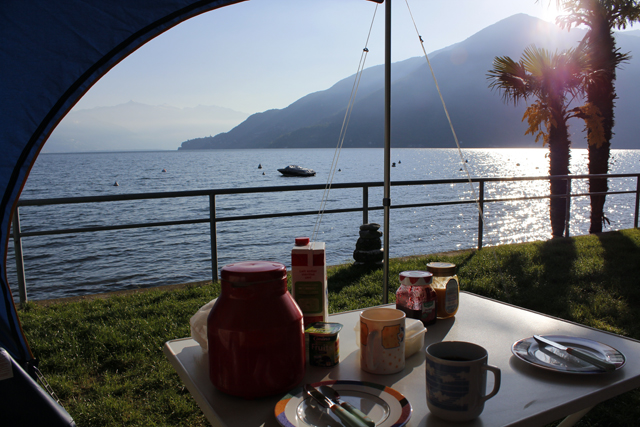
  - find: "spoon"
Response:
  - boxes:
[319,385,376,427]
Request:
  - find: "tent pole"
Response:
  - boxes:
[382,0,391,304]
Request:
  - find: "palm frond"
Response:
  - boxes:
[523,100,553,146]
[569,102,606,148]
[487,56,532,105]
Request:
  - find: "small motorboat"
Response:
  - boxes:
[277,165,316,177]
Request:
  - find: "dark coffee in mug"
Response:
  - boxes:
[441,356,474,362]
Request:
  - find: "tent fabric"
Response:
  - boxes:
[0,0,245,370]
[1,347,77,426]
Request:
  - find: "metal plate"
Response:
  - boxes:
[512,335,626,374]
[275,380,411,427]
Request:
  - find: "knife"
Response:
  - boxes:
[319,385,376,427]
[304,384,371,427]
[533,335,617,372]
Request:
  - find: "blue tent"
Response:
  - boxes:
[0,0,245,422]
[1,2,386,423]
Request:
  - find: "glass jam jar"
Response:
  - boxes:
[426,262,459,319]
[395,270,437,326]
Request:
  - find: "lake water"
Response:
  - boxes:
[7,148,640,301]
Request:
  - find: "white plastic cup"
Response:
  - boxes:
[359,308,406,374]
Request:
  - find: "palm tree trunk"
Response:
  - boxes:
[588,137,611,233]
[587,20,616,234]
[548,114,571,238]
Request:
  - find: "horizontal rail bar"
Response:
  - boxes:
[10,173,640,304]
[14,179,640,239]
[16,174,637,207]
[18,207,367,238]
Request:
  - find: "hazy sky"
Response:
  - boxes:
[74,0,637,115]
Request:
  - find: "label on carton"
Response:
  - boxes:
[294,281,323,312]
[292,241,328,326]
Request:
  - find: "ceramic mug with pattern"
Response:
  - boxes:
[359,308,406,374]
[425,341,501,421]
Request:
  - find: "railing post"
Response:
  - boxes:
[635,175,640,229]
[477,180,485,250]
[209,194,218,282]
[363,185,369,225]
[12,208,28,304]
[564,177,572,238]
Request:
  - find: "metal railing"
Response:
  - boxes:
[10,173,640,303]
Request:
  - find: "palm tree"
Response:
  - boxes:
[488,45,593,237]
[553,0,640,233]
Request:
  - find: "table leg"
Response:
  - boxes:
[556,406,593,427]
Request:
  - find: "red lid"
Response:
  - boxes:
[295,237,310,246]
[221,261,287,285]
[399,270,433,286]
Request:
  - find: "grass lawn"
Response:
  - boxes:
[18,228,640,426]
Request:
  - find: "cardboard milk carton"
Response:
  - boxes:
[291,237,328,327]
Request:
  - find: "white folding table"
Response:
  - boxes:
[164,292,640,426]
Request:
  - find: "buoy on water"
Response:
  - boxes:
[392,162,396,167]
[162,168,167,172]
[113,181,119,186]
[258,164,262,169]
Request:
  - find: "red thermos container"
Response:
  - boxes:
[207,261,305,398]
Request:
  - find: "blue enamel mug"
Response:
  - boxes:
[425,341,501,421]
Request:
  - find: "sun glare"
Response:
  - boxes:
[538,2,562,24]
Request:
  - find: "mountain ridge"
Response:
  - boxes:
[45,102,249,152]
[180,14,640,150]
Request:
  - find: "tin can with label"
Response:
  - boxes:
[305,322,343,367]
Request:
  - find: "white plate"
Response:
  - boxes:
[275,380,411,427]
[512,335,626,374]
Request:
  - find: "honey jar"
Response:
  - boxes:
[426,262,459,318]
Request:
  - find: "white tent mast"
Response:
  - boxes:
[382,0,391,303]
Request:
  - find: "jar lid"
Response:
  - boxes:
[221,261,287,286]
[399,271,433,286]
[426,262,457,276]
[295,237,310,246]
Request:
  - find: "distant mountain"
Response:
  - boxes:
[45,102,249,152]
[178,56,426,150]
[180,14,640,150]
[617,29,640,38]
